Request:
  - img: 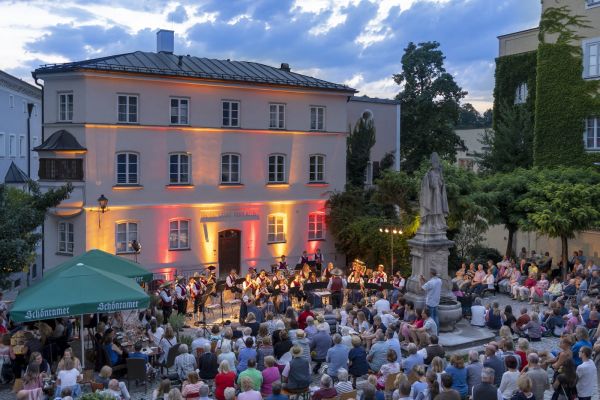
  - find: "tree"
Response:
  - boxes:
[477,101,533,173]
[478,169,532,257]
[0,182,71,287]
[394,41,467,172]
[518,167,600,278]
[457,103,481,128]
[346,114,376,187]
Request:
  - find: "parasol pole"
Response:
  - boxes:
[81,314,85,369]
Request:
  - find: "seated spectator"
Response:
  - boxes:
[409,365,427,398]
[401,343,423,373]
[543,306,565,337]
[422,335,445,365]
[237,358,263,392]
[266,382,288,400]
[217,342,236,372]
[438,373,461,400]
[55,358,82,398]
[170,344,196,382]
[238,337,258,373]
[282,346,310,390]
[101,379,131,400]
[470,298,486,327]
[444,354,467,398]
[485,302,502,330]
[376,349,400,389]
[198,342,218,381]
[530,273,548,303]
[215,361,236,400]
[56,348,82,374]
[312,374,337,400]
[543,278,563,305]
[335,368,354,394]
[367,330,388,372]
[238,376,262,400]
[499,355,519,400]
[515,308,531,334]
[181,371,202,400]
[520,313,542,341]
[153,379,171,400]
[260,356,280,397]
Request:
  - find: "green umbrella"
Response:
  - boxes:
[46,248,153,283]
[11,262,149,323]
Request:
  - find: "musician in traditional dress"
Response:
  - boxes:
[256,270,271,287]
[390,272,405,304]
[159,281,174,320]
[255,280,270,303]
[189,274,205,323]
[314,248,324,274]
[300,263,311,280]
[226,269,240,293]
[327,268,347,309]
[242,273,256,297]
[175,276,188,316]
[322,262,334,281]
[348,265,364,303]
[275,278,290,313]
[298,250,310,266]
[307,271,318,283]
[376,264,388,283]
[278,255,288,271]
[291,272,306,303]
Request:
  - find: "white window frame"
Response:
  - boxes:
[19,135,25,158]
[308,213,325,240]
[117,94,138,123]
[8,134,16,158]
[267,154,286,184]
[222,100,240,127]
[364,161,373,185]
[221,153,241,184]
[58,92,73,122]
[269,103,285,129]
[267,214,286,243]
[57,221,74,254]
[585,117,600,151]
[586,0,600,9]
[8,95,14,108]
[116,152,139,185]
[310,106,325,131]
[169,219,190,250]
[116,221,138,254]
[309,154,325,183]
[170,97,189,125]
[515,83,528,104]
[0,133,5,157]
[169,152,191,184]
[583,37,600,79]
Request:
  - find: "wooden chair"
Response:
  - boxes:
[126,358,148,393]
[339,390,357,400]
[90,381,105,392]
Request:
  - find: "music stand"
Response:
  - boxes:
[364,283,381,291]
[347,283,361,291]
[381,282,394,291]
[216,280,227,324]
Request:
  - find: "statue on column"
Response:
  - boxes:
[418,152,449,234]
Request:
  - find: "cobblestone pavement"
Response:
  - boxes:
[0,292,594,399]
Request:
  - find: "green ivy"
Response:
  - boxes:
[493,51,537,132]
[533,43,600,167]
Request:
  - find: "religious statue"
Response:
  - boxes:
[418,152,449,233]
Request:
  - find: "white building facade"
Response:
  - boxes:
[34,33,355,279]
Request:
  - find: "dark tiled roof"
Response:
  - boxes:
[4,162,29,183]
[349,95,400,105]
[34,51,356,93]
[34,130,86,152]
[0,70,41,99]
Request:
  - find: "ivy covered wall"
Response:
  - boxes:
[493,51,537,132]
[533,43,600,167]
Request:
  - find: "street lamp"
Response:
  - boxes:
[379,227,403,276]
[95,194,109,228]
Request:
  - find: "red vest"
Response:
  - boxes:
[330,277,343,292]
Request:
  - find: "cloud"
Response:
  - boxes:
[167,5,189,24]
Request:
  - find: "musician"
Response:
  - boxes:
[255,280,270,303]
[300,263,311,280]
[242,273,256,297]
[256,270,271,287]
[327,268,347,309]
[275,278,290,313]
[391,272,405,304]
[278,255,288,271]
[226,269,241,294]
[298,250,310,266]
[322,262,334,281]
[175,276,188,316]
[249,266,258,280]
[291,272,306,302]
[314,248,324,273]
[159,281,174,320]
[376,264,388,283]
[189,274,205,323]
[348,266,364,303]
[307,271,318,283]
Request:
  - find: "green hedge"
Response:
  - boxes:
[533,43,600,167]
[493,51,537,131]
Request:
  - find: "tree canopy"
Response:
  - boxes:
[394,41,466,173]
[346,114,376,188]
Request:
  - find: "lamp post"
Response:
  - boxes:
[379,227,402,276]
[96,194,109,228]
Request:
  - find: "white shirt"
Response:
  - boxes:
[374,299,391,315]
[191,337,210,354]
[576,359,598,397]
[422,276,442,307]
[58,368,80,387]
[471,306,486,327]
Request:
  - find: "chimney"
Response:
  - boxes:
[156,29,174,53]
[280,63,291,72]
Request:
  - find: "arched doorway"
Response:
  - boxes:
[218,229,241,278]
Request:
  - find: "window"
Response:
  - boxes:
[118,95,138,123]
[585,40,600,78]
[0,133,5,157]
[515,83,528,104]
[585,117,600,150]
[269,103,285,129]
[39,159,84,180]
[267,214,286,243]
[169,219,190,250]
[268,154,286,183]
[116,152,139,185]
[58,93,73,121]
[8,135,16,157]
[308,213,325,240]
[309,154,325,182]
[587,0,600,7]
[58,222,74,254]
[310,106,325,130]
[458,158,475,171]
[364,162,373,185]
[116,222,138,253]
[170,98,189,125]
[8,95,14,108]
[221,153,240,183]
[169,153,190,184]
[222,101,240,127]
[19,135,25,158]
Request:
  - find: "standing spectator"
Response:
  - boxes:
[291,330,311,368]
[510,376,534,400]
[436,373,461,400]
[158,325,178,365]
[386,328,403,363]
[273,331,292,360]
[466,350,483,396]
[575,346,597,400]
[444,354,468,399]
[266,382,288,400]
[171,344,197,382]
[326,334,349,378]
[483,343,505,386]
[420,268,442,328]
[471,368,501,400]
[498,355,519,400]
[214,361,236,400]
[552,359,577,400]
[524,353,548,400]
[572,326,592,366]
[257,336,274,371]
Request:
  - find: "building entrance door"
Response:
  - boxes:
[218,229,241,278]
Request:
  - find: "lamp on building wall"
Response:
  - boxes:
[131,240,142,263]
[94,194,109,228]
[379,227,403,276]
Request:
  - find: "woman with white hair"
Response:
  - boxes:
[238,376,262,400]
[312,374,337,400]
[215,360,236,400]
[217,342,237,371]
[335,368,354,394]
[304,316,317,340]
